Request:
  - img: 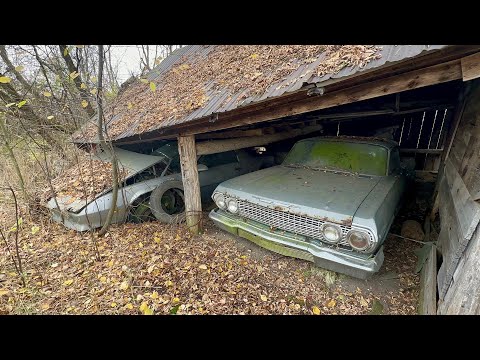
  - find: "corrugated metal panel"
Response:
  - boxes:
[75,45,449,143]
[307,45,447,85]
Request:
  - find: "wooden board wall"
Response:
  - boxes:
[437,79,480,313]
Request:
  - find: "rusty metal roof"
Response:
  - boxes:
[73,45,448,143]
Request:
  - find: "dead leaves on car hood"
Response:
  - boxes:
[41,152,128,205]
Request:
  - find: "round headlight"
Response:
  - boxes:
[227,199,238,213]
[347,230,371,251]
[321,223,341,243]
[213,193,226,209]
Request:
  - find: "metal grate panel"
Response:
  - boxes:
[237,200,354,247]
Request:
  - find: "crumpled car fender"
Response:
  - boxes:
[124,174,182,206]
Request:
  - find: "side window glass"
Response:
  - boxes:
[199,151,238,168]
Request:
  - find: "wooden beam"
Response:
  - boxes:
[178,59,463,136]
[177,135,202,234]
[195,125,322,156]
[400,148,444,154]
[430,83,471,221]
[195,128,264,140]
[418,244,437,315]
[461,52,480,81]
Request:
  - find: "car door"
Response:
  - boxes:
[197,151,243,201]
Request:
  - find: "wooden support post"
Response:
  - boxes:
[418,244,437,315]
[178,134,202,234]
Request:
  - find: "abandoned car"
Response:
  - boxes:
[46,142,269,231]
[209,136,407,279]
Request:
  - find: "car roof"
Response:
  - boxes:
[298,136,398,150]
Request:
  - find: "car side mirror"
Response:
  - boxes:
[197,164,208,172]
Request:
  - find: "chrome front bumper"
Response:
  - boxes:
[49,206,127,232]
[209,209,384,279]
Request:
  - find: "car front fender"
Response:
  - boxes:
[125,175,182,205]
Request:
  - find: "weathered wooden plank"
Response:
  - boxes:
[195,125,322,156]
[178,135,202,234]
[437,159,480,299]
[439,226,480,314]
[430,83,470,222]
[195,128,264,140]
[444,158,480,241]
[459,132,477,176]
[450,136,468,168]
[461,134,480,200]
[437,261,447,302]
[461,52,480,81]
[438,178,462,298]
[399,148,443,154]
[461,127,472,150]
[418,244,437,315]
[436,216,450,255]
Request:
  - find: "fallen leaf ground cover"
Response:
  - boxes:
[0,206,419,315]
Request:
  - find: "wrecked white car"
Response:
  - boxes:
[45,142,269,231]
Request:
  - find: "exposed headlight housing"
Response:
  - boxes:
[321,223,342,243]
[347,229,372,251]
[227,198,238,213]
[213,193,226,210]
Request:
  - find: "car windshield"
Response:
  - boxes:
[152,142,180,172]
[283,139,388,176]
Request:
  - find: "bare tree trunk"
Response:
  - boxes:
[0,45,40,99]
[0,79,61,150]
[105,47,119,91]
[0,186,25,287]
[59,45,95,118]
[97,45,119,236]
[0,117,28,202]
[33,46,78,133]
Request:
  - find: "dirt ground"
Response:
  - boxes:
[0,197,422,315]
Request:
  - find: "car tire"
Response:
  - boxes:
[149,180,186,224]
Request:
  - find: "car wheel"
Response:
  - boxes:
[128,195,155,223]
[149,181,186,224]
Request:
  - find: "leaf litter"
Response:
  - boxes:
[0,206,419,315]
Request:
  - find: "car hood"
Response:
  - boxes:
[216,165,382,225]
[47,147,165,213]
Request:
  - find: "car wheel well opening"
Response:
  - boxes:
[159,188,185,215]
[128,192,155,223]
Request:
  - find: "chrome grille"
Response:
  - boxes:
[237,200,355,247]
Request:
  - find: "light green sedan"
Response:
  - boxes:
[209,136,407,279]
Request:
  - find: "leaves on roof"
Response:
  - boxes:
[73,45,382,142]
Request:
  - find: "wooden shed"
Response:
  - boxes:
[73,45,480,314]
